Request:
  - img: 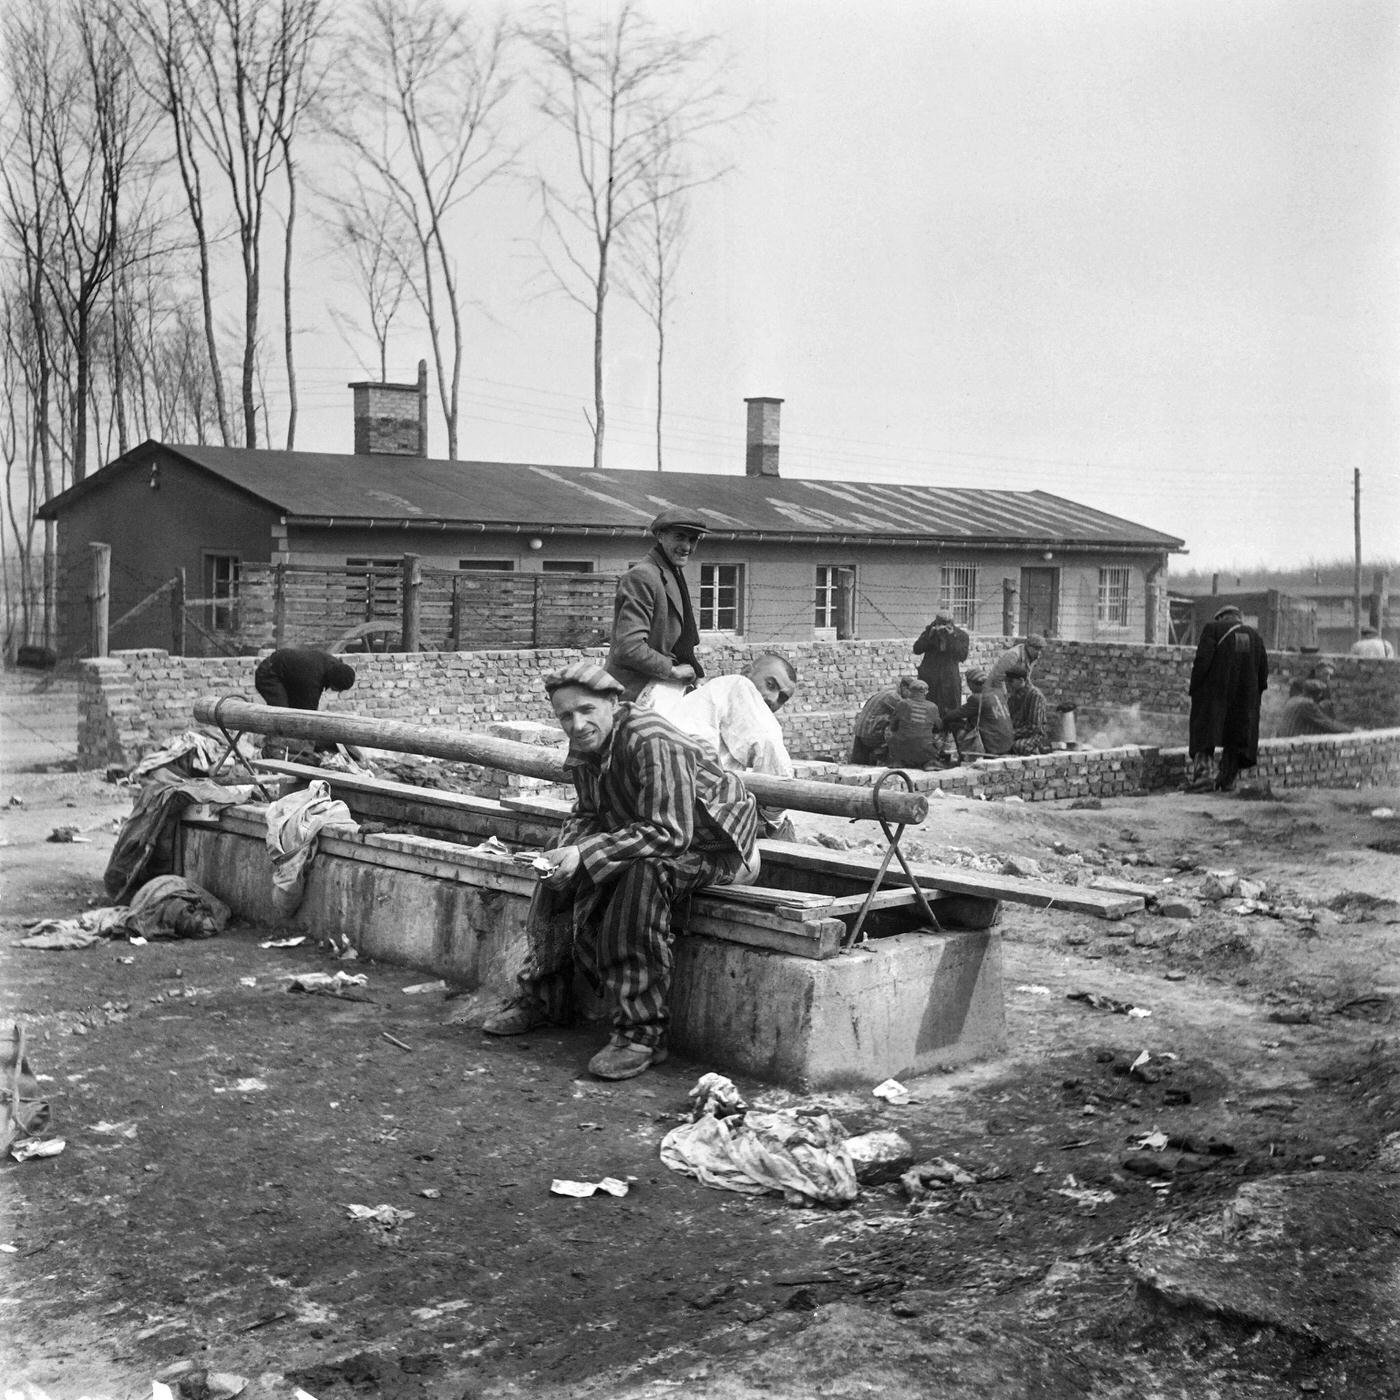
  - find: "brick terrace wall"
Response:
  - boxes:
[79,641,1400,799]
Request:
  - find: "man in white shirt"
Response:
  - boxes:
[670,652,798,838]
[1350,627,1395,658]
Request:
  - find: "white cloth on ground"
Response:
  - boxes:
[660,1073,858,1206]
[264,780,359,916]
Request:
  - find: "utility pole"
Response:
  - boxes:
[1353,469,1362,639]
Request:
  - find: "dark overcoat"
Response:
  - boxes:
[912,621,969,714]
[605,547,700,700]
[1188,618,1269,764]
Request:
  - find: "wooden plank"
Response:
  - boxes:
[758,839,1144,921]
[819,888,927,916]
[700,884,835,918]
[685,914,845,960]
[255,760,526,816]
[498,794,572,821]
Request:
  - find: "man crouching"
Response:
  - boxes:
[483,660,761,1080]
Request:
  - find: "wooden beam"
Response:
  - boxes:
[758,839,1144,920]
[191,696,929,825]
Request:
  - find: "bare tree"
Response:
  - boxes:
[525,0,740,470]
[326,191,413,382]
[619,128,706,472]
[337,0,514,460]
[124,0,329,450]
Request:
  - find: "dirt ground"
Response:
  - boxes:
[3,671,1400,1399]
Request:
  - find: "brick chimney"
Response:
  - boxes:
[351,359,429,457]
[744,396,783,478]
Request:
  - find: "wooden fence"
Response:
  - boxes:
[233,557,616,652]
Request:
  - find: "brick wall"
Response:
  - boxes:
[79,640,1400,799]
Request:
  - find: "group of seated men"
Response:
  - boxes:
[850,635,1051,768]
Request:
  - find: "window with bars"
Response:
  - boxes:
[1098,566,1132,626]
[202,553,240,631]
[939,564,978,629]
[346,557,399,620]
[456,559,515,570]
[698,563,743,633]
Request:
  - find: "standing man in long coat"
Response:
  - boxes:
[606,506,708,703]
[1188,604,1269,792]
[912,611,969,716]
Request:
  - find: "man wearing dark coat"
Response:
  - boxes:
[1188,604,1269,791]
[912,612,969,715]
[605,506,708,702]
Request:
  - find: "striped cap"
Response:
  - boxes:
[543,660,625,698]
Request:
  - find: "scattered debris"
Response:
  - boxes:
[402,979,449,995]
[1372,807,1396,819]
[381,1032,414,1052]
[1001,855,1043,879]
[346,1203,414,1228]
[419,1188,442,1199]
[1155,898,1200,919]
[46,826,89,843]
[872,1078,912,1105]
[10,1137,66,1161]
[550,1177,632,1198]
[901,1158,977,1198]
[1015,984,1052,996]
[1053,1174,1115,1208]
[287,971,370,999]
[1069,990,1151,1018]
[513,852,557,875]
[844,1130,915,1184]
[212,1079,269,1094]
[258,935,307,949]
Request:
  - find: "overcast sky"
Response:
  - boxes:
[286,0,1400,574]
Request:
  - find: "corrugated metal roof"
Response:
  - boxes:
[44,441,1184,549]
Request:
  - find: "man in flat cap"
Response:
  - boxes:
[483,659,760,1080]
[606,506,709,706]
[1187,604,1268,791]
[912,610,969,716]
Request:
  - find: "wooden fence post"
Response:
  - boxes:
[449,577,462,651]
[402,553,422,652]
[88,542,110,658]
[1001,577,1017,637]
[531,574,543,649]
[273,563,287,648]
[170,568,187,655]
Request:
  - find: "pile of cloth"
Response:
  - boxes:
[17,875,232,950]
[660,1073,860,1206]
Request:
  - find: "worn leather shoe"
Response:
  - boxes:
[587,1038,668,1081]
[481,1001,546,1036]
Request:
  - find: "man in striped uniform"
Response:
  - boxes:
[484,660,761,1080]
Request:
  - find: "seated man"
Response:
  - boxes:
[848,675,917,764]
[885,679,944,769]
[483,661,760,1081]
[1278,679,1351,737]
[942,668,1014,758]
[670,652,798,839]
[1006,665,1052,755]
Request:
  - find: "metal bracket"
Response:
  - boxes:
[207,692,273,799]
[843,769,942,949]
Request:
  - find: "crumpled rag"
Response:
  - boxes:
[265,780,359,916]
[660,1080,858,1206]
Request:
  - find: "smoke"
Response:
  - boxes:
[1078,704,1187,750]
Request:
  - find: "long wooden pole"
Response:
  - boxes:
[192,696,929,825]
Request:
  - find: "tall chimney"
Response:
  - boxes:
[744,396,783,478]
[351,359,429,457]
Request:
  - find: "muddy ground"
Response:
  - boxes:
[3,671,1400,1399]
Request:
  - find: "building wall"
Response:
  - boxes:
[49,450,278,657]
[280,524,1166,647]
[78,637,1400,773]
